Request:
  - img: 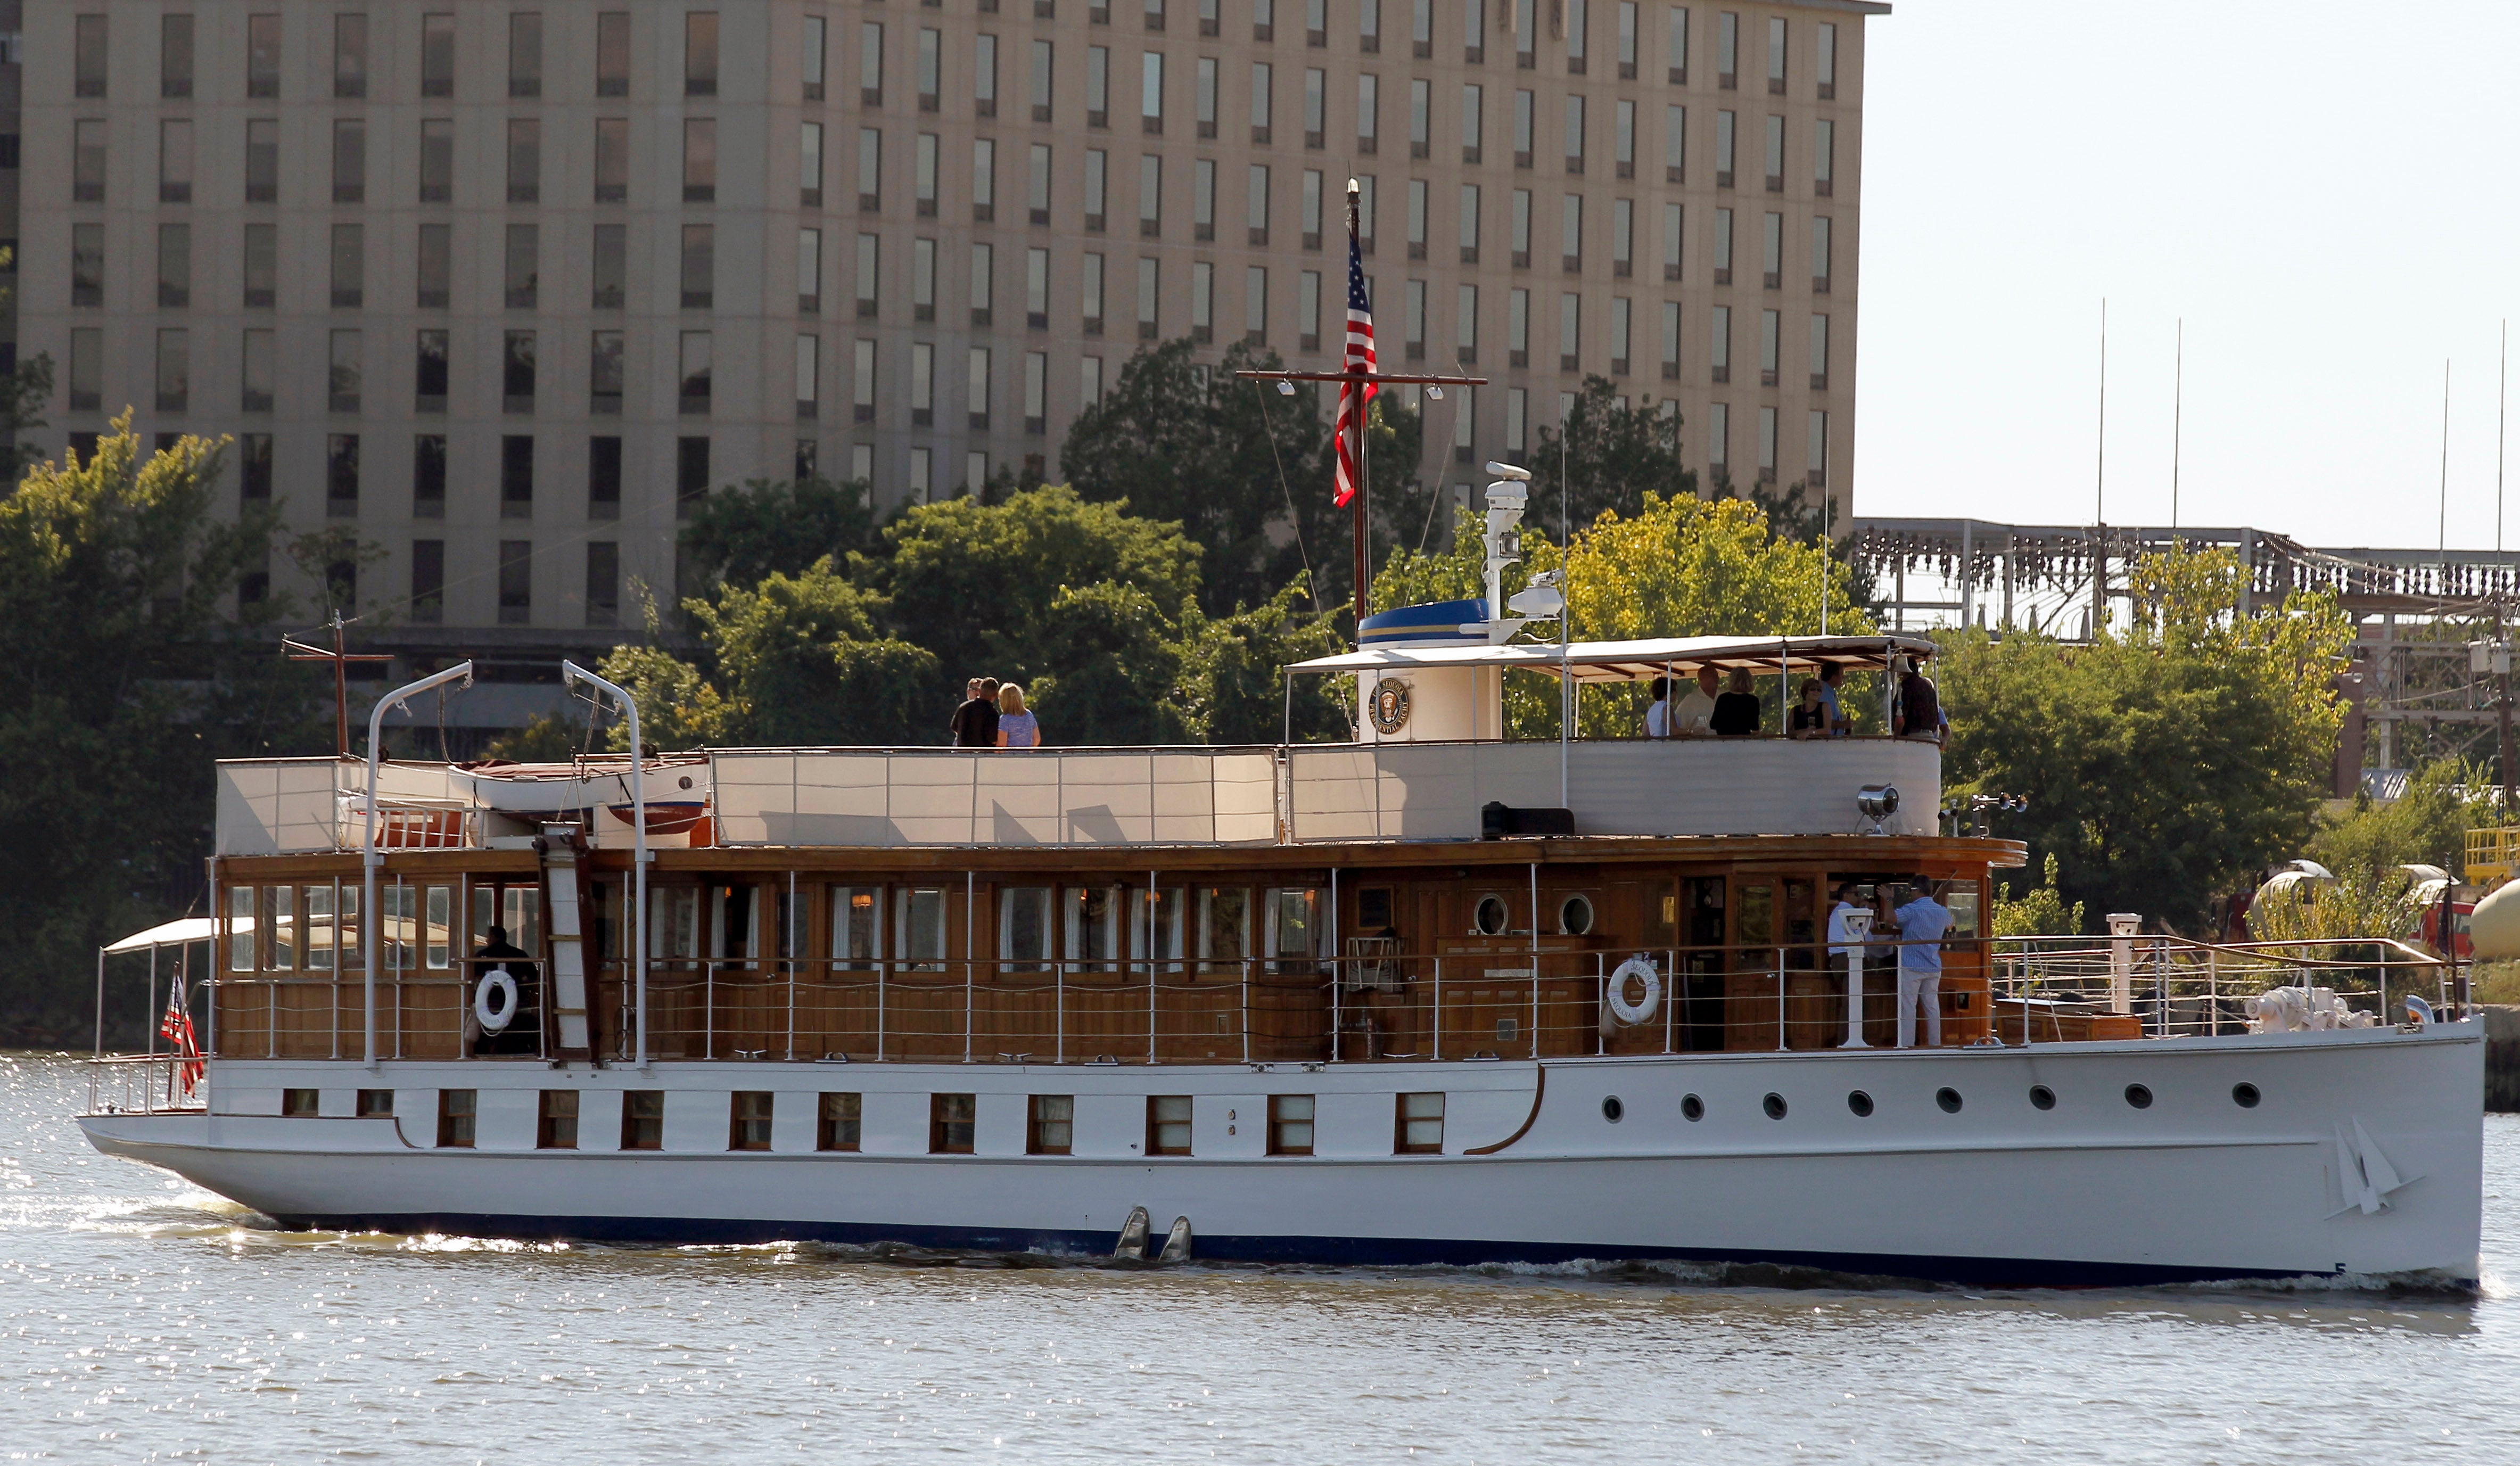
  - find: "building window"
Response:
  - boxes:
[419,118,454,202]
[802,122,825,208]
[508,11,543,96]
[243,329,275,411]
[678,436,711,515]
[322,434,360,515]
[729,1092,773,1151]
[504,332,538,413]
[1715,109,1734,188]
[679,332,713,414]
[588,436,622,518]
[421,12,456,97]
[592,118,631,203]
[75,13,109,98]
[248,15,282,98]
[1397,1092,1444,1152]
[333,14,369,99]
[438,1089,477,1148]
[72,121,106,204]
[410,537,444,624]
[501,434,534,516]
[414,436,447,519]
[414,224,449,308]
[1029,1095,1075,1155]
[930,1093,977,1154]
[538,1090,579,1149]
[159,119,194,203]
[244,118,279,203]
[685,10,719,95]
[162,13,195,98]
[159,224,191,309]
[591,331,624,414]
[1807,409,1829,488]
[683,119,716,203]
[1147,1094,1191,1155]
[622,1090,664,1149]
[801,1091,861,1152]
[506,118,541,203]
[240,433,275,502]
[328,331,363,411]
[681,224,715,309]
[499,539,533,624]
[67,329,102,412]
[1265,1094,1316,1155]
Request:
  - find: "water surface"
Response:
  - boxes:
[6,1052,2517,1462]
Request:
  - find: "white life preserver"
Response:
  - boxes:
[1607,955,1662,1026]
[474,970,519,1033]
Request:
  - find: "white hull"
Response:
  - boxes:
[83,1025,2485,1288]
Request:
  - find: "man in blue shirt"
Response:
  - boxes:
[1817,662,1851,736]
[1890,877,1954,1048]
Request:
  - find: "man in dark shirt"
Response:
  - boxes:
[1896,662,1945,744]
[951,678,1001,747]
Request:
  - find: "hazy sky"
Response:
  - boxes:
[1855,0,2520,551]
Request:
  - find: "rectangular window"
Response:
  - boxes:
[331,119,366,203]
[1198,55,1217,137]
[155,330,190,413]
[499,539,533,624]
[158,224,192,309]
[336,13,369,98]
[1147,1095,1192,1155]
[162,13,195,98]
[802,122,825,208]
[159,119,194,203]
[966,345,991,425]
[67,327,101,411]
[505,118,540,203]
[687,11,720,95]
[73,121,106,203]
[1559,292,1580,370]
[75,13,109,97]
[1758,403,1777,481]
[1298,268,1321,349]
[1411,77,1430,157]
[1814,117,1834,196]
[1028,144,1053,225]
[683,119,717,202]
[1464,0,1486,59]
[245,118,279,202]
[598,11,631,95]
[1137,257,1159,338]
[1610,295,1631,373]
[730,1092,773,1151]
[1718,9,1737,86]
[588,435,623,515]
[1809,312,1829,389]
[1561,194,1582,268]
[912,237,937,319]
[1305,68,1325,144]
[500,223,538,308]
[438,1089,476,1148]
[1811,216,1832,291]
[971,242,994,325]
[1462,83,1483,163]
[1612,197,1634,275]
[800,228,825,315]
[1140,153,1163,233]
[330,330,364,411]
[930,1093,977,1154]
[1404,278,1426,355]
[1763,210,1782,287]
[679,437,711,513]
[587,225,626,309]
[1397,1092,1444,1153]
[1817,21,1837,97]
[1716,109,1734,187]
[910,340,935,419]
[1268,1094,1315,1155]
[1661,300,1681,377]
[501,433,536,514]
[622,1091,664,1150]
[1513,88,1534,166]
[853,339,877,418]
[1302,169,1323,246]
[1767,14,1787,90]
[856,233,881,314]
[596,119,629,202]
[803,14,828,100]
[538,1090,579,1149]
[1025,350,1048,430]
[419,119,454,202]
[863,20,887,102]
[917,133,941,212]
[680,332,714,414]
[248,14,282,97]
[682,224,715,309]
[1714,205,1733,283]
[421,13,455,97]
[508,11,543,97]
[282,1087,319,1118]
[415,329,449,410]
[1710,303,1730,380]
[1191,260,1213,340]
[1764,114,1784,191]
[1142,50,1165,128]
[819,1092,863,1150]
[357,1089,393,1119]
[1668,5,1691,81]
[1508,285,1529,364]
[1246,265,1270,342]
[1028,1095,1075,1155]
[413,437,447,518]
[1358,73,1378,147]
[243,328,275,410]
[505,332,539,413]
[1808,409,1830,487]
[411,538,444,621]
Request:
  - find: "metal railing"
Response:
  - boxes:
[1989,934,2457,1041]
[86,1052,205,1115]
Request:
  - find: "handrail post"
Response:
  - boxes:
[363,660,474,1067]
[560,661,644,1068]
[1240,957,1250,1065]
[1662,948,1676,1054]
[876,961,886,1061]
[705,958,715,1060]
[1841,913,1873,1048]
[1432,957,1442,1061]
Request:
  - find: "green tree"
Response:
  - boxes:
[1171,578,1353,744]
[1991,854,2087,937]
[2308,756,2492,880]
[1940,545,2356,932]
[679,475,879,592]
[0,419,319,1043]
[1525,377,1698,536]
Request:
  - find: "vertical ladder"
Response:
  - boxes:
[541,823,594,1060]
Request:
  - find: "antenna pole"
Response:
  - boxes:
[2442,358,2453,557]
[2091,299,2107,638]
[2499,321,2508,554]
[2171,318,2184,538]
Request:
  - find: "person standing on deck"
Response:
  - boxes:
[1887,877,1954,1048]
[1671,668,1720,736]
[995,683,1041,747]
[952,678,1001,747]
[1817,662,1851,736]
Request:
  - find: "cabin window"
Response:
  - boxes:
[1472,893,1510,936]
[1356,886,1395,932]
[475,883,542,952]
[1068,887,1123,971]
[1134,887,1185,972]
[263,885,297,968]
[283,1088,320,1117]
[1265,887,1323,972]
[1196,887,1251,973]
[589,881,619,962]
[439,1089,477,1147]
[730,1091,775,1150]
[818,1092,862,1150]
[1030,1094,1074,1154]
[423,885,454,969]
[539,1089,579,1149]
[711,883,760,960]
[1558,893,1595,935]
[831,886,883,970]
[1001,886,1055,971]
[1738,883,1775,951]
[227,885,254,971]
[302,885,336,971]
[357,1089,393,1118]
[1397,1092,1444,1152]
[651,888,700,959]
[381,884,416,971]
[1946,880,1981,939]
[896,887,948,970]
[1268,1094,1315,1155]
[930,1093,977,1153]
[622,1090,664,1149]
[1147,1094,1193,1155]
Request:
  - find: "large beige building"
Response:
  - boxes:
[9,0,1875,722]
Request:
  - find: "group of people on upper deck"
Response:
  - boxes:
[1644,660,1944,744]
[950,678,1043,748]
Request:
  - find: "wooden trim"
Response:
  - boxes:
[1462,1065,1545,1155]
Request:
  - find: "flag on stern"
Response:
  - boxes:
[1332,226,1378,508]
[159,988,203,1096]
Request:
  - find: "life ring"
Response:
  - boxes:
[474,971,519,1033]
[1607,955,1662,1026]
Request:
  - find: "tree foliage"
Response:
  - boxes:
[0,418,322,1042]
[2307,756,2492,881]
[679,475,879,592]
[1990,854,2087,937]
[1940,545,2356,932]
[1524,378,1698,536]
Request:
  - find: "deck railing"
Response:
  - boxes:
[1989,933,2455,1040]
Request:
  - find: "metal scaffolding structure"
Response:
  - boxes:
[1846,517,2520,791]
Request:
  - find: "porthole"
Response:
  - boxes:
[1559,893,1596,936]
[2231,1082,2261,1109]
[2029,1085,2056,1111]
[1681,1093,1704,1122]
[1763,1092,1788,1120]
[2124,1083,2154,1110]
[1847,1090,1873,1117]
[1474,894,1510,936]
[1602,1096,1625,1123]
[1936,1087,1963,1114]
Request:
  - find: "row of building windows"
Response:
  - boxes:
[74,7,1839,109]
[300,1085,1447,1157]
[71,103,1832,219]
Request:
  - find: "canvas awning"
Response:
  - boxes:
[103,917,235,954]
[1284,633,1938,685]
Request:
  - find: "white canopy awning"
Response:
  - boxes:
[103,916,235,954]
[1284,633,1939,685]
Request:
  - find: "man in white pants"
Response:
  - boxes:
[1890,877,1954,1048]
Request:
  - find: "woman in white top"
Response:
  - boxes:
[995,682,1042,747]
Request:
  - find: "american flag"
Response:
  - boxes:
[1331,228,1377,508]
[159,987,202,1097]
